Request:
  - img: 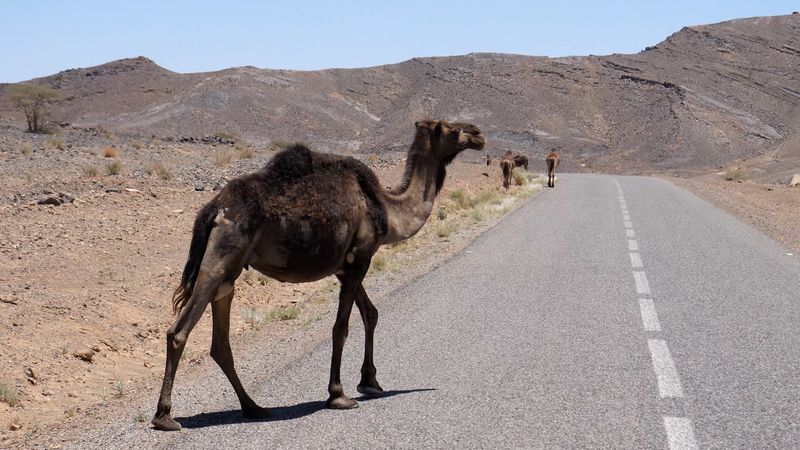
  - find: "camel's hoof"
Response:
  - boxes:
[151,414,182,431]
[242,405,271,419]
[327,395,359,410]
[357,384,385,397]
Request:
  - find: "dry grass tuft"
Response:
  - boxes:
[81,165,99,177]
[435,221,459,238]
[725,168,749,182]
[268,305,301,321]
[212,150,235,167]
[448,189,471,210]
[0,382,20,407]
[106,160,122,175]
[49,138,65,150]
[236,143,255,159]
[144,162,172,180]
[102,147,119,158]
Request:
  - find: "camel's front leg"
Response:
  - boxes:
[327,272,362,409]
[355,284,384,396]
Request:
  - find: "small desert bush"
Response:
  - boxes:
[102,147,119,158]
[236,143,255,159]
[243,308,268,329]
[448,189,471,210]
[0,382,20,407]
[512,172,528,186]
[112,380,127,397]
[19,143,32,155]
[725,168,749,181]
[436,206,447,221]
[131,140,144,150]
[81,165,99,177]
[49,137,65,150]
[471,209,484,222]
[213,150,235,167]
[106,160,122,175]
[268,305,300,321]
[145,161,172,180]
[435,221,459,238]
[471,190,501,206]
[370,252,398,273]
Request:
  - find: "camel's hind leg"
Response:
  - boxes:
[354,284,383,396]
[152,223,247,431]
[151,286,214,431]
[210,288,269,419]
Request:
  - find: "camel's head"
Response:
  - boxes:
[414,120,485,163]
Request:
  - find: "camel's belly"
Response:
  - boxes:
[245,218,354,283]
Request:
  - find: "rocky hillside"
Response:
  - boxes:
[1,13,798,175]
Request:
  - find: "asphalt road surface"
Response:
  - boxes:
[74,174,800,449]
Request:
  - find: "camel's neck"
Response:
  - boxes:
[380,151,442,244]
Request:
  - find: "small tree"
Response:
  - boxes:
[8,83,59,133]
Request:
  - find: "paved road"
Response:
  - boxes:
[76,174,800,449]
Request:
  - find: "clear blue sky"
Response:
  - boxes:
[0,1,796,83]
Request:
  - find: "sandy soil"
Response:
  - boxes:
[0,131,544,447]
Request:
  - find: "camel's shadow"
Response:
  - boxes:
[175,388,437,429]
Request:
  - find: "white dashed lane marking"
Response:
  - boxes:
[630,252,643,268]
[648,339,684,398]
[638,299,661,331]
[615,179,696,448]
[663,417,699,450]
[633,271,651,295]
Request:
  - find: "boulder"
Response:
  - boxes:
[789,174,800,187]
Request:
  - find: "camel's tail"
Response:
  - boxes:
[172,201,217,315]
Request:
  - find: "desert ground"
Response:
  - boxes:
[0,126,547,447]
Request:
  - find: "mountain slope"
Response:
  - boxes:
[1,14,798,175]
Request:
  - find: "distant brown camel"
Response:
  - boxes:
[500,151,515,190]
[151,120,486,431]
[513,154,528,170]
[546,149,560,188]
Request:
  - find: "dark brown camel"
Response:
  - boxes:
[151,120,485,431]
[513,154,528,170]
[546,149,560,188]
[500,151,515,190]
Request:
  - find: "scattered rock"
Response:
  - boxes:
[124,188,140,193]
[68,391,78,398]
[37,192,75,206]
[9,422,21,431]
[143,361,153,368]
[1,297,18,305]
[37,195,62,206]
[194,183,205,192]
[42,389,54,397]
[212,182,224,191]
[73,348,94,363]
[25,367,38,385]
[789,174,800,187]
